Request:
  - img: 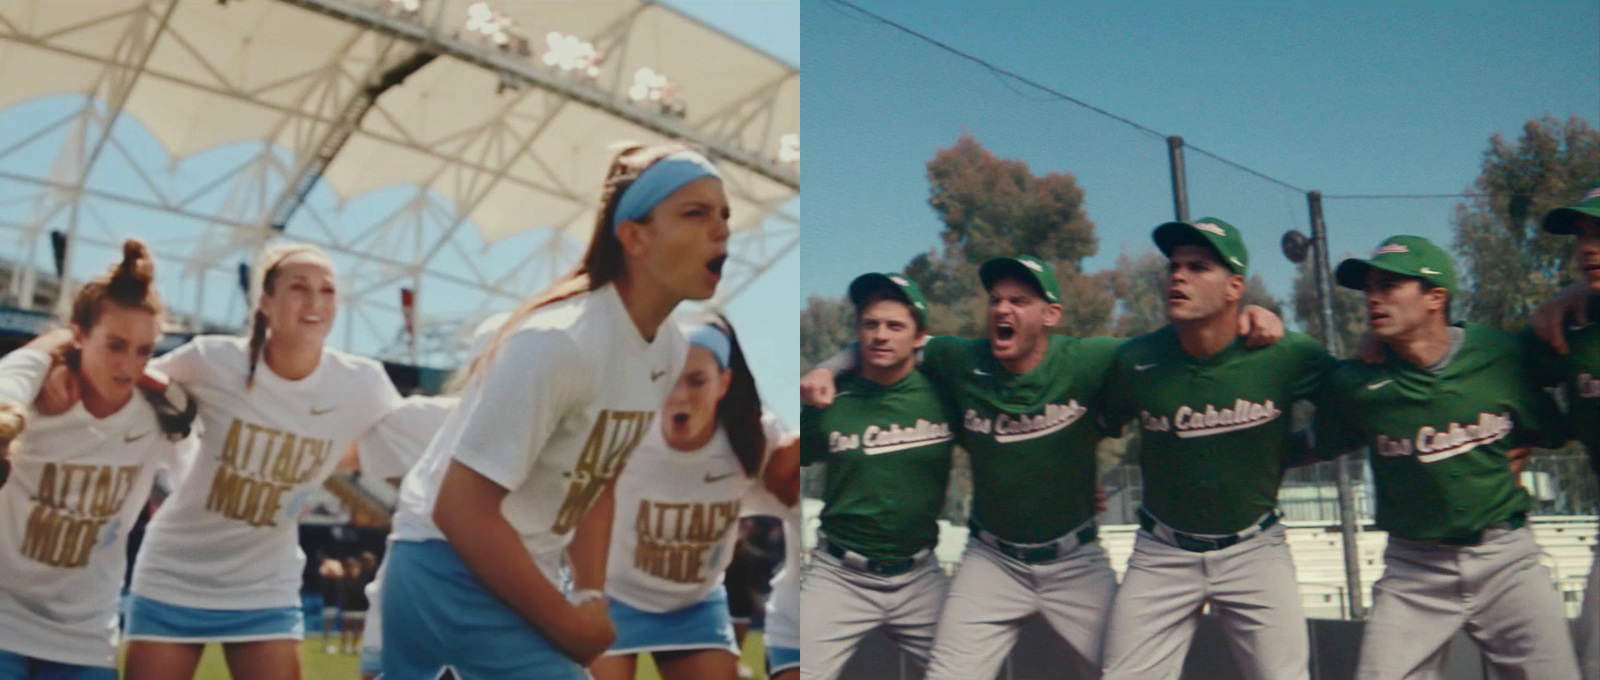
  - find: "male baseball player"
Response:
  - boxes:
[1313,235,1579,680]
[804,254,1284,680]
[1528,183,1600,678]
[799,272,956,680]
[1098,218,1334,680]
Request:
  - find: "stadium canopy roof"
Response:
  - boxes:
[0,0,798,366]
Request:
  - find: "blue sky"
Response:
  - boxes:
[801,0,1600,328]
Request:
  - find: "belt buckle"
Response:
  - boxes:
[868,557,913,576]
[1175,533,1237,553]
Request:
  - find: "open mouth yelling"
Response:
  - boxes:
[993,322,1015,342]
[672,412,691,427]
[707,255,727,277]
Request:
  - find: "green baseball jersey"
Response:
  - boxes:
[920,334,1122,543]
[1522,298,1600,478]
[1315,323,1567,542]
[1101,328,1334,535]
[800,370,955,560]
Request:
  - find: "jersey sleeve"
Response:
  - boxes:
[1308,366,1365,459]
[1095,343,1134,436]
[918,335,972,387]
[1508,334,1571,449]
[1517,324,1566,389]
[799,404,827,466]
[1076,335,1128,393]
[0,348,51,403]
[453,329,593,491]
[359,396,457,481]
[149,338,208,386]
[1288,333,1338,404]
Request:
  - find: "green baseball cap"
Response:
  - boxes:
[1335,235,1456,294]
[848,272,929,326]
[978,255,1061,304]
[1541,179,1600,235]
[1153,217,1249,275]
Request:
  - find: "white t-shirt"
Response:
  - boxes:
[741,484,799,650]
[0,349,183,666]
[131,336,402,609]
[358,395,458,482]
[393,285,686,588]
[605,410,784,612]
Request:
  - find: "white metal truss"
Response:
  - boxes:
[0,0,798,367]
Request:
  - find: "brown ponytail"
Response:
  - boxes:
[245,243,333,389]
[695,313,766,478]
[461,142,702,385]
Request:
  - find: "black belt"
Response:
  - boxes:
[1138,507,1280,553]
[822,539,921,576]
[1433,512,1527,547]
[969,519,1098,564]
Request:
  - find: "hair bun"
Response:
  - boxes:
[111,239,155,292]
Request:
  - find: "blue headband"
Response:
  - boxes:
[611,150,722,231]
[686,324,732,370]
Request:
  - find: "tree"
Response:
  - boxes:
[1453,115,1600,331]
[800,295,855,372]
[1289,257,1365,357]
[907,133,1116,337]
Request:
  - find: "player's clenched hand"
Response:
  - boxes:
[560,598,616,666]
[1238,304,1285,348]
[801,367,836,408]
[1095,485,1108,513]
[34,362,78,417]
[1530,283,1589,355]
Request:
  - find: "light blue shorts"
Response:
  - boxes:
[605,586,738,656]
[381,539,584,680]
[767,645,800,676]
[0,647,117,680]
[123,593,303,642]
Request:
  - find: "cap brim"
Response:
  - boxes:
[978,258,1027,291]
[1542,204,1600,235]
[847,273,899,307]
[1334,258,1371,291]
[1153,221,1241,273]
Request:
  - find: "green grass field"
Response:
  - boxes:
[124,633,772,680]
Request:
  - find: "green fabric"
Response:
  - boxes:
[848,272,930,327]
[800,370,955,560]
[1315,323,1568,541]
[1522,299,1600,478]
[978,255,1062,303]
[1541,179,1600,235]
[1336,235,1457,294]
[919,333,1123,542]
[1101,328,1334,534]
[1153,217,1250,275]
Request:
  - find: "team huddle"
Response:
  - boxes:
[799,183,1600,680]
[0,143,802,680]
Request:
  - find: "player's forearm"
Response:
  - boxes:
[565,481,615,592]
[765,434,801,506]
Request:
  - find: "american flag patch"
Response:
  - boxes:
[1374,244,1410,256]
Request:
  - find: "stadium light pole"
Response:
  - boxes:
[1306,189,1367,620]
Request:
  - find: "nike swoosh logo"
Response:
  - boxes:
[651,368,669,381]
[124,431,150,443]
[1367,380,1393,390]
[1420,267,1442,275]
[310,406,337,416]
[1134,363,1158,371]
[973,369,991,376]
[704,471,737,483]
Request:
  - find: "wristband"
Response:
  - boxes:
[568,588,605,606]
